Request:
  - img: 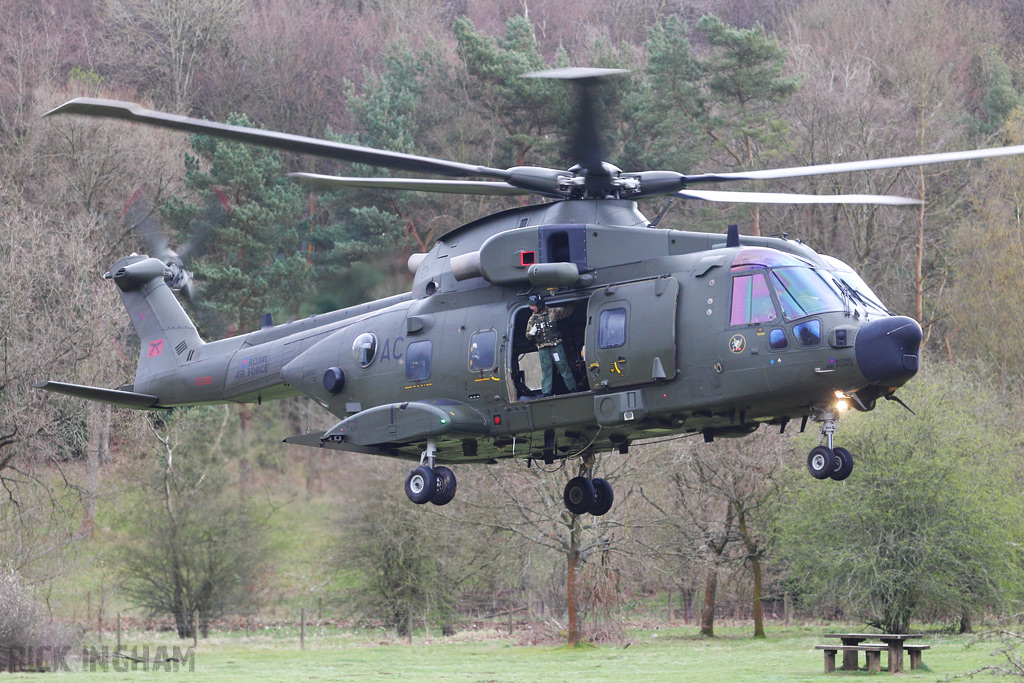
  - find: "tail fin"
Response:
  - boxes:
[107,255,204,393]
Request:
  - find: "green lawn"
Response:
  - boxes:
[10,624,999,681]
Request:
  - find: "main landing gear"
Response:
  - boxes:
[563,450,614,516]
[806,411,855,481]
[405,439,457,506]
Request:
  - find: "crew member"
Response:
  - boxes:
[525,295,577,397]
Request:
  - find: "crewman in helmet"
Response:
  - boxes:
[525,295,577,397]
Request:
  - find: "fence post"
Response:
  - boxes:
[300,608,306,650]
[192,608,198,649]
[117,612,122,651]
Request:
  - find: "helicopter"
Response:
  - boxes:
[35,68,1024,516]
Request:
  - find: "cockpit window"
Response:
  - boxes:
[731,247,813,272]
[794,319,822,347]
[730,273,777,325]
[769,328,789,350]
[770,268,846,320]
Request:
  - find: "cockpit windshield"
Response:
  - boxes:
[729,247,847,321]
[728,248,890,322]
[730,247,813,271]
[770,268,847,319]
[820,255,890,315]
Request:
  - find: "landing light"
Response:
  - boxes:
[835,399,850,413]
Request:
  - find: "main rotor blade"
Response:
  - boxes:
[522,68,629,193]
[45,98,512,180]
[677,189,921,205]
[521,67,631,81]
[572,82,607,181]
[684,144,1024,184]
[522,69,627,175]
[289,173,534,196]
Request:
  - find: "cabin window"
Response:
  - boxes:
[730,273,777,325]
[793,319,822,347]
[406,340,433,381]
[352,333,378,368]
[769,328,789,350]
[469,330,497,372]
[598,307,627,349]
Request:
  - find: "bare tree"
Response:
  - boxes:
[197,0,357,138]
[116,407,270,639]
[338,457,509,639]
[0,0,98,148]
[640,430,788,638]
[947,110,1024,382]
[459,451,645,645]
[0,88,185,543]
[102,0,243,112]
[779,0,1001,332]
[0,204,121,504]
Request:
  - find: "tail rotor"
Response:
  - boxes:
[120,186,225,304]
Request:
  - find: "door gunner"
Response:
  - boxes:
[525,295,577,397]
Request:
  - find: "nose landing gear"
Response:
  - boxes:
[404,439,458,506]
[562,450,614,516]
[806,411,855,481]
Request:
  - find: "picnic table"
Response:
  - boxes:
[817,633,928,673]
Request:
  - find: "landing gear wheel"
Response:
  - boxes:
[563,476,595,515]
[405,466,436,504]
[431,466,457,506]
[830,447,854,481]
[807,446,834,480]
[589,478,614,516]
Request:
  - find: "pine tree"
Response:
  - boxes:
[161,114,309,335]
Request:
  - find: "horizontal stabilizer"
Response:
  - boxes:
[34,381,160,409]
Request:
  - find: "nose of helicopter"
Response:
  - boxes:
[855,315,923,387]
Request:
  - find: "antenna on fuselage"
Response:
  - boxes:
[726,224,740,248]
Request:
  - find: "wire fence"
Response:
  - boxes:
[78,588,808,651]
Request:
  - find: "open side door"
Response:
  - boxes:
[585,277,679,390]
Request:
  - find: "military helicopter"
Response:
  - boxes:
[36,69,1024,516]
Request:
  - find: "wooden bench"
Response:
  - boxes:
[815,644,887,673]
[905,644,930,670]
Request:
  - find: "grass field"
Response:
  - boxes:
[7,623,1002,681]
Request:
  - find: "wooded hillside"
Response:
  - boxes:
[2,0,1024,642]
